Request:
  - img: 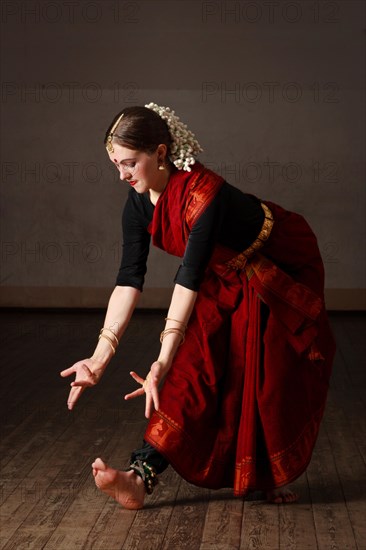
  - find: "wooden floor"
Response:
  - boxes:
[0,309,365,550]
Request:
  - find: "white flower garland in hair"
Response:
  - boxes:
[145,102,203,172]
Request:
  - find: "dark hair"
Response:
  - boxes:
[104,106,172,155]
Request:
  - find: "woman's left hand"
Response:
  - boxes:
[124,360,167,418]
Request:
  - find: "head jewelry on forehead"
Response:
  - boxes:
[106,113,124,153]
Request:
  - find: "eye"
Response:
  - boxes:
[123,162,136,169]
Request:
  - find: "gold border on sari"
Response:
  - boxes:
[226,203,274,270]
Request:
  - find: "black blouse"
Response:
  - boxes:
[116,182,264,292]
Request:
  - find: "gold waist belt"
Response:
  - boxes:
[226,203,274,270]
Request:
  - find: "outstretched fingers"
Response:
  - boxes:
[129,371,145,385]
[145,373,160,418]
[71,364,97,388]
[61,363,95,384]
[125,367,162,417]
[67,386,83,410]
[60,365,76,377]
[124,371,146,400]
[61,362,98,409]
[124,388,145,400]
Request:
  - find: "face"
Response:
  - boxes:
[107,142,166,194]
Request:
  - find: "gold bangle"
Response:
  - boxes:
[98,333,116,355]
[100,327,119,347]
[164,317,187,330]
[160,328,185,345]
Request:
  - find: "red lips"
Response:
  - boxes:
[129,181,137,186]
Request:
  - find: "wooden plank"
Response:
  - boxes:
[240,495,280,550]
[0,311,365,549]
[43,418,147,550]
[0,529,57,550]
[330,318,365,395]
[0,421,126,548]
[81,500,138,550]
[0,447,91,547]
[2,421,134,547]
[278,473,318,550]
[115,466,182,550]
[307,422,358,550]
[328,317,366,465]
[0,408,75,513]
[199,489,243,550]
[324,396,366,549]
[157,479,210,550]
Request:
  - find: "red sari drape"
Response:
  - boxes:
[144,163,336,495]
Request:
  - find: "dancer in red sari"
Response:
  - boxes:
[61,104,336,508]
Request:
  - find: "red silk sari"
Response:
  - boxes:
[144,163,336,495]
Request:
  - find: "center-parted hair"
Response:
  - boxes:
[104,106,172,155]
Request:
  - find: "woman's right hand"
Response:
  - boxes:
[60,358,106,410]
[125,360,168,419]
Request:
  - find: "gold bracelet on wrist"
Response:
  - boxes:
[98,333,116,355]
[160,327,185,345]
[100,327,119,347]
[164,317,187,330]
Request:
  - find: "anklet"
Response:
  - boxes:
[127,459,158,495]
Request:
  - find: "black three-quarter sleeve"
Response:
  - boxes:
[174,191,223,291]
[174,183,264,292]
[115,189,153,291]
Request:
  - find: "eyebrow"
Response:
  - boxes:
[114,157,137,164]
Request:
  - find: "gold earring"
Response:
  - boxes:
[158,165,165,171]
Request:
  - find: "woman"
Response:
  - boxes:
[61,103,336,509]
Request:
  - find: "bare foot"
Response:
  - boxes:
[92,457,146,510]
[266,485,299,504]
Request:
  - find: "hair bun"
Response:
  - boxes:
[145,102,203,172]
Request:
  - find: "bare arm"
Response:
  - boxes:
[92,285,141,364]
[60,285,140,409]
[126,283,197,417]
[157,283,197,368]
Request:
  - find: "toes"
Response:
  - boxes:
[284,492,299,503]
[92,457,107,471]
[268,494,283,504]
[282,491,298,503]
[267,489,299,504]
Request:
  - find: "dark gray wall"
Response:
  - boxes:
[1,0,365,308]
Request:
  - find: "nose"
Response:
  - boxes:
[119,167,132,181]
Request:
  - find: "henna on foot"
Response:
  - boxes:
[92,457,145,510]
